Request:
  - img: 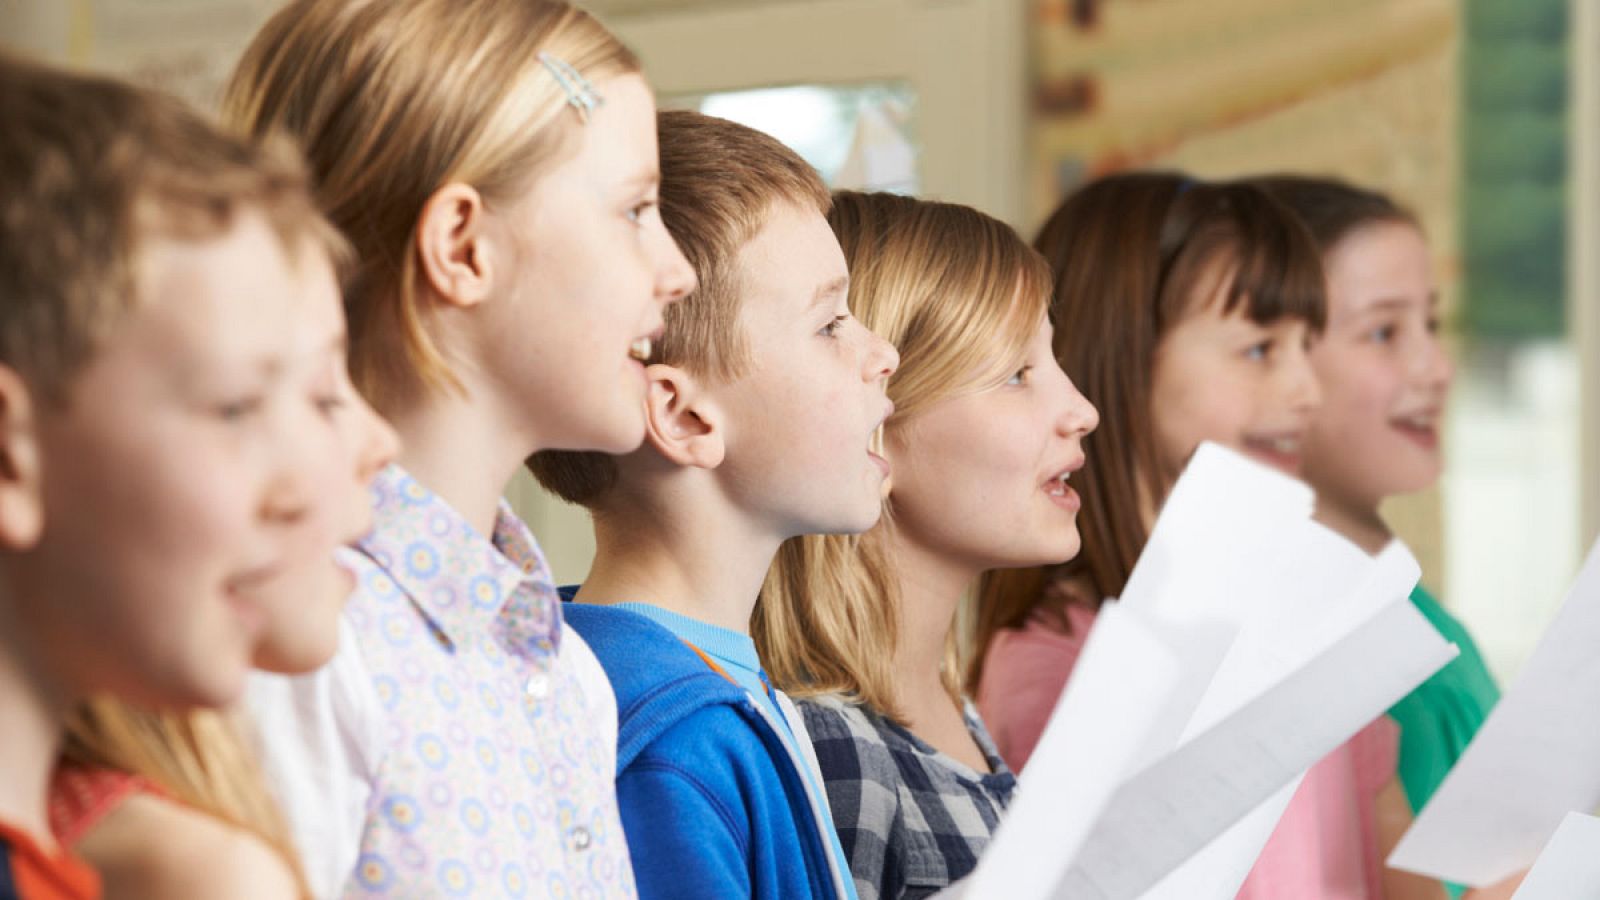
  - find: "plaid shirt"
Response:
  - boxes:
[798,695,1017,900]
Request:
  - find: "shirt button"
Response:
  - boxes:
[526,674,550,700]
[567,826,593,852]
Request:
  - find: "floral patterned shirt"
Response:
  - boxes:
[247,465,635,898]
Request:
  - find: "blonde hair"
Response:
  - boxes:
[62,701,310,897]
[528,109,830,507]
[223,0,640,410]
[753,191,1051,719]
[0,52,341,404]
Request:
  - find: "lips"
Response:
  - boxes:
[1241,431,1304,473]
[1043,455,1086,511]
[1390,409,1441,450]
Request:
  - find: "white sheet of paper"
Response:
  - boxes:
[1389,538,1600,887]
[938,444,1446,900]
[1510,812,1600,899]
[1054,597,1455,900]
[957,604,1182,898]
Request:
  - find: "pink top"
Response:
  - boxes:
[977,605,1399,898]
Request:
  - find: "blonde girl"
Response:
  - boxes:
[224,0,694,895]
[755,191,1098,900]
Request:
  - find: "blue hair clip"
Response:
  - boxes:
[539,52,604,122]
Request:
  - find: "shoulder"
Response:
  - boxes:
[557,622,618,759]
[797,696,900,781]
[75,794,298,899]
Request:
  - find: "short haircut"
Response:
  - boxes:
[0,52,342,403]
[527,109,830,507]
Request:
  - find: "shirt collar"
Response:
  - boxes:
[355,465,561,663]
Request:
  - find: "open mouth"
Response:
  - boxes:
[1241,433,1303,472]
[629,326,666,364]
[1390,411,1440,449]
[1043,458,1085,511]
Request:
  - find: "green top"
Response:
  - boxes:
[1387,584,1501,898]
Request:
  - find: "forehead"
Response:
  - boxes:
[123,213,338,374]
[1325,222,1433,308]
[733,202,847,328]
[547,73,658,191]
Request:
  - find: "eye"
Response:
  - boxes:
[1425,315,1442,336]
[315,393,347,417]
[1243,340,1272,362]
[1370,323,1398,344]
[625,200,656,225]
[217,395,264,422]
[1006,365,1032,386]
[819,314,848,338]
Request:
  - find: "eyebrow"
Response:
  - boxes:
[616,168,660,195]
[1357,293,1438,315]
[809,275,850,311]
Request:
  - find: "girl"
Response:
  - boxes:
[966,173,1425,899]
[754,191,1099,900]
[1255,175,1505,899]
[224,0,694,895]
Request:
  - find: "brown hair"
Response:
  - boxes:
[527,109,830,507]
[754,191,1052,719]
[1250,174,1419,254]
[224,0,640,411]
[0,53,332,895]
[0,52,340,404]
[968,172,1327,690]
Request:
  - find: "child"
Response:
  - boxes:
[967,173,1421,898]
[225,1,695,895]
[50,185,397,897]
[1256,175,1505,899]
[528,110,898,900]
[752,191,1099,900]
[0,53,385,898]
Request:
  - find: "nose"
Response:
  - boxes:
[1284,346,1322,416]
[862,326,899,383]
[261,470,313,527]
[1057,373,1099,438]
[1415,331,1455,395]
[352,393,399,484]
[654,224,697,307]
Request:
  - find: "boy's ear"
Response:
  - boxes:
[415,182,493,309]
[0,366,44,550]
[642,364,724,470]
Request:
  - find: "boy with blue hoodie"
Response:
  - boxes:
[528,109,898,900]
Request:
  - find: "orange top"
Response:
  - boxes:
[48,765,159,848]
[0,819,99,900]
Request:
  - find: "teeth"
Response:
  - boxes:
[1046,473,1071,496]
[629,337,652,362]
[1397,414,1434,429]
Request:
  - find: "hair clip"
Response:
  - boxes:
[538,51,604,122]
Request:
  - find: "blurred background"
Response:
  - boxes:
[5,0,1595,685]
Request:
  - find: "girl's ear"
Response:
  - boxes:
[0,365,44,550]
[642,364,725,470]
[415,182,494,309]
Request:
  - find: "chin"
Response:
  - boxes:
[567,410,648,455]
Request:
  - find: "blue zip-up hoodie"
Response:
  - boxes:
[565,603,851,900]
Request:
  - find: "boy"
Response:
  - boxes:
[0,54,358,898]
[529,110,898,900]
